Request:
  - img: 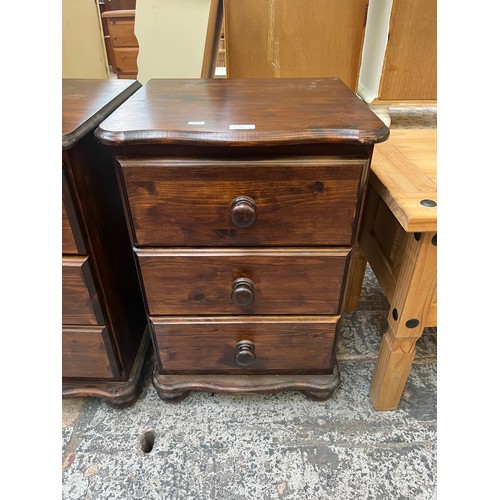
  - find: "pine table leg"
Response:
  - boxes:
[370,231,437,410]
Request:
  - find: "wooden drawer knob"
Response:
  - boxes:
[235,340,256,366]
[231,196,256,228]
[231,277,255,306]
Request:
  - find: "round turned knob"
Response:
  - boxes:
[235,340,256,366]
[231,277,255,306]
[230,196,256,228]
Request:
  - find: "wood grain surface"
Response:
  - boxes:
[62,325,151,408]
[62,79,141,149]
[152,316,339,374]
[62,326,113,379]
[224,0,368,91]
[153,364,340,401]
[62,256,105,325]
[120,157,364,246]
[370,129,436,232]
[102,10,138,46]
[379,0,436,100]
[62,167,86,254]
[95,78,389,146]
[62,79,148,384]
[62,185,79,254]
[136,247,349,315]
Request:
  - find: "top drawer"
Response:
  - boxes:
[119,157,365,247]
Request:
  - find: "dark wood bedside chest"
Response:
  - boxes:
[62,79,149,407]
[96,78,389,401]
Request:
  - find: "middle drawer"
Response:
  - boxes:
[136,247,350,315]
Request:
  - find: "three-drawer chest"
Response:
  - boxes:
[96,78,389,401]
[62,79,149,407]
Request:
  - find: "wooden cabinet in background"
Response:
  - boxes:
[62,79,149,407]
[102,10,139,79]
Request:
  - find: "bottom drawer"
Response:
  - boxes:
[62,326,114,379]
[152,316,339,375]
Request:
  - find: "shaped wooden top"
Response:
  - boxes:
[95,78,389,147]
[62,79,141,150]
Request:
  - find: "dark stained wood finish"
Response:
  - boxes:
[62,167,86,254]
[62,79,141,149]
[63,325,151,408]
[119,157,365,247]
[95,78,389,146]
[62,256,105,325]
[62,326,114,379]
[152,316,339,374]
[62,79,149,405]
[136,248,349,315]
[63,132,147,378]
[94,78,387,400]
[62,185,78,254]
[112,143,374,159]
[154,363,340,401]
[62,201,77,253]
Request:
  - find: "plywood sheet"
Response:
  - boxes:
[224,0,368,91]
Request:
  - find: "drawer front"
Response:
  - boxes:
[137,248,349,315]
[62,326,114,379]
[108,18,138,47]
[62,256,105,325]
[152,316,338,374]
[119,157,365,247]
[113,48,138,74]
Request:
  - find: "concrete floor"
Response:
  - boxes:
[62,265,437,499]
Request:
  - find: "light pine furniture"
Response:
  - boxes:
[346,129,437,410]
[62,79,149,407]
[96,77,389,401]
[101,10,138,79]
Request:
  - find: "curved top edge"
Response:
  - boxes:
[95,125,390,147]
[62,80,141,150]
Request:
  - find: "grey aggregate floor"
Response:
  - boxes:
[62,265,437,499]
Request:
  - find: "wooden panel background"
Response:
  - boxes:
[378,0,437,100]
[224,0,368,91]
